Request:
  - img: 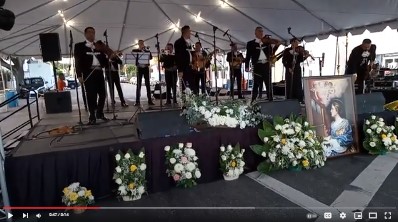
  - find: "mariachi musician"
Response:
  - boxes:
[191,42,211,95]
[74,26,113,125]
[106,53,128,107]
[160,43,178,105]
[132,40,154,106]
[174,25,195,93]
[226,43,245,99]
[245,26,281,103]
[282,37,312,103]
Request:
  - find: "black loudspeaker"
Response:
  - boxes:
[39,33,61,62]
[44,91,72,114]
[356,92,385,115]
[136,109,191,140]
[257,99,302,117]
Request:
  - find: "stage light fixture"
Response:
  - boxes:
[194,11,202,23]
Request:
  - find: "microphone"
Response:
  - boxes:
[321,52,325,67]
[103,29,107,37]
[195,32,199,38]
[288,27,291,33]
[223,29,229,37]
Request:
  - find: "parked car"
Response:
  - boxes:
[20,77,49,98]
[66,77,79,89]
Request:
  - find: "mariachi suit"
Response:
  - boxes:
[132,48,153,105]
[74,41,108,122]
[245,39,275,102]
[106,57,126,105]
[282,47,304,102]
[174,37,194,91]
[192,50,209,95]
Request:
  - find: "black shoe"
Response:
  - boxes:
[238,96,244,99]
[121,103,129,107]
[165,102,171,106]
[134,102,140,106]
[96,114,109,121]
[87,119,96,125]
[148,101,155,106]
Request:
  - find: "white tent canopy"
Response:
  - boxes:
[1,0,398,57]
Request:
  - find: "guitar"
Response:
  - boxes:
[192,50,218,71]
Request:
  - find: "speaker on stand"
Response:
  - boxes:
[39,33,72,113]
[39,33,62,90]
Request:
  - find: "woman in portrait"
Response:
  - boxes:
[322,99,353,157]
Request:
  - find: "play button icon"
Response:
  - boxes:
[7,213,13,219]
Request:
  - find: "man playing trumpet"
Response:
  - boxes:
[160,43,178,105]
[226,43,245,99]
[282,37,310,103]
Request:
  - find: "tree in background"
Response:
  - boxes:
[125,64,137,79]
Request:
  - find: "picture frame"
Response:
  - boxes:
[303,75,360,158]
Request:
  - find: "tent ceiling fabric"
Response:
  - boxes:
[1,0,397,57]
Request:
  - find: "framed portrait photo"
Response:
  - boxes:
[303,75,360,158]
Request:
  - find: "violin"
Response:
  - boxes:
[261,35,282,45]
[94,40,121,59]
[293,46,314,60]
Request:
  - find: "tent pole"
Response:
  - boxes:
[334,36,339,75]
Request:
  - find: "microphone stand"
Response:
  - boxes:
[104,31,120,120]
[154,33,164,111]
[69,31,83,126]
[212,26,219,105]
[225,33,235,99]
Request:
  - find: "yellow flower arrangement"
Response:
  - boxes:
[113,149,147,200]
[219,143,245,179]
[61,182,95,207]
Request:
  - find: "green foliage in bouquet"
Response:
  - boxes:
[250,115,326,173]
[363,115,398,155]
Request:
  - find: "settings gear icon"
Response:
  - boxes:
[340,212,347,219]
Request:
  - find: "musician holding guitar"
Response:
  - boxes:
[192,42,211,95]
[345,39,374,94]
[226,43,245,99]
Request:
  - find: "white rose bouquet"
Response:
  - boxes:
[62,182,94,207]
[165,142,201,188]
[251,115,326,173]
[219,143,245,180]
[113,149,147,201]
[363,115,398,154]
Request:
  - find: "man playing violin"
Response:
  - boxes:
[282,38,308,103]
[160,43,178,105]
[226,43,245,99]
[74,26,109,125]
[192,42,210,95]
[245,27,280,103]
[132,40,154,106]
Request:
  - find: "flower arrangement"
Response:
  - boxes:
[363,115,398,155]
[165,142,201,188]
[219,143,245,180]
[62,182,94,209]
[251,115,326,173]
[113,149,147,201]
[181,92,265,129]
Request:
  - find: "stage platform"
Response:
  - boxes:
[4,96,398,210]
